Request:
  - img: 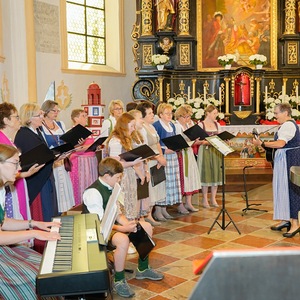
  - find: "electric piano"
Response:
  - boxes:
[36,213,110,297]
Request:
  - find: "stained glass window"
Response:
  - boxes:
[66,0,105,65]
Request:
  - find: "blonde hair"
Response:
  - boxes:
[174,105,191,120]
[19,103,41,127]
[156,103,173,117]
[128,110,144,144]
[71,109,85,123]
[108,99,124,115]
[205,104,218,115]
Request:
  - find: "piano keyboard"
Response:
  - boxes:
[36,213,110,297]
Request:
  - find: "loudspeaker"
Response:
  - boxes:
[189,247,300,300]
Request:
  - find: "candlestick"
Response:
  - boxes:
[219,87,222,101]
[187,86,190,101]
[265,86,268,101]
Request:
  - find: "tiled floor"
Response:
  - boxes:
[115,186,300,300]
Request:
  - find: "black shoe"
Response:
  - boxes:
[283,227,300,238]
[270,221,291,232]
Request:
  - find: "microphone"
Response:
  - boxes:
[252,128,259,139]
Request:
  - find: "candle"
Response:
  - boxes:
[204,88,207,101]
[265,86,268,101]
[187,86,190,101]
[296,86,299,102]
[219,87,222,101]
[282,85,285,98]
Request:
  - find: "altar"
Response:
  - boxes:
[219,125,276,169]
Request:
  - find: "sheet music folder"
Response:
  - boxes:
[85,136,108,152]
[128,222,156,260]
[217,131,235,141]
[60,124,93,146]
[149,165,166,187]
[183,124,209,141]
[20,143,55,171]
[119,144,157,161]
[162,134,193,151]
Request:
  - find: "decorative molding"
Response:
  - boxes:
[179,43,190,65]
[287,42,298,64]
[142,44,153,66]
[178,0,189,36]
[284,0,296,34]
[141,0,153,36]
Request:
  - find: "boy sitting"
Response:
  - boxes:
[82,157,163,298]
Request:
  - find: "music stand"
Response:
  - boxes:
[206,136,241,234]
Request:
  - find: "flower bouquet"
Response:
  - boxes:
[249,54,267,68]
[167,96,224,121]
[151,54,170,66]
[217,54,237,68]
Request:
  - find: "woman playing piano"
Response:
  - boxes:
[0,144,61,299]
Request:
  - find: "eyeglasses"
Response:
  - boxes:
[163,112,173,116]
[113,107,123,111]
[32,114,44,118]
[180,115,191,119]
[50,109,60,113]
[5,160,20,170]
[10,115,20,120]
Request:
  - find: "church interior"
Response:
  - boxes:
[1,0,300,299]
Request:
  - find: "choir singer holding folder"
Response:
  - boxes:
[197,105,223,208]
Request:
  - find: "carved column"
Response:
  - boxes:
[141,0,153,36]
[178,0,189,36]
[284,0,296,35]
[224,77,231,114]
[255,77,261,114]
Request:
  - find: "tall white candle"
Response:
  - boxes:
[296,86,299,102]
[204,88,207,101]
[265,86,268,101]
[282,85,285,98]
[187,86,190,101]
[219,87,222,101]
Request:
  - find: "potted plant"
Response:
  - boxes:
[217,54,236,69]
[249,54,267,69]
[151,54,170,70]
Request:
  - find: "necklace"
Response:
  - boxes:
[46,121,55,130]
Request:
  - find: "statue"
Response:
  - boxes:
[155,0,175,31]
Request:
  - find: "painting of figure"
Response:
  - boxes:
[201,0,271,68]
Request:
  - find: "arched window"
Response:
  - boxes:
[60,0,124,75]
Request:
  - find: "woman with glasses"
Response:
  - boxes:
[69,109,98,206]
[174,105,201,212]
[14,103,58,222]
[0,102,41,224]
[0,143,61,299]
[100,99,124,138]
[40,100,75,214]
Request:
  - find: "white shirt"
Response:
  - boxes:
[277,121,297,144]
[100,115,116,137]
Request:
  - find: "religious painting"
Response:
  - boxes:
[197,0,277,70]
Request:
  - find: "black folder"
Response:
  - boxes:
[20,143,55,171]
[51,143,74,155]
[183,124,209,141]
[119,144,157,161]
[149,165,166,187]
[60,124,93,146]
[85,136,108,152]
[162,134,193,151]
[217,131,235,140]
[137,179,149,200]
[128,222,156,261]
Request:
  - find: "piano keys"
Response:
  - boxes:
[36,213,110,297]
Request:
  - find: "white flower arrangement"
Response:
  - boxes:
[151,54,170,66]
[167,96,224,121]
[217,54,237,67]
[249,54,267,66]
[264,95,300,121]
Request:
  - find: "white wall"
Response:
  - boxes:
[1,0,137,128]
